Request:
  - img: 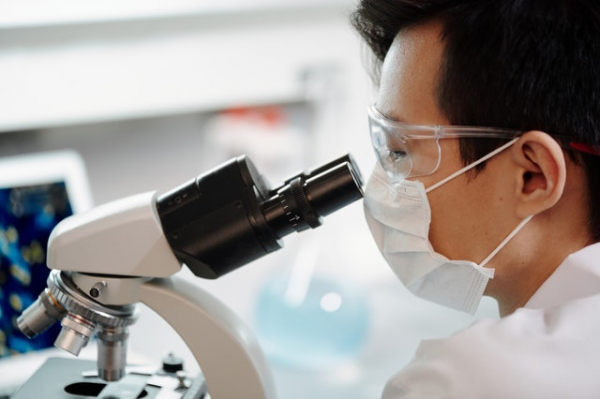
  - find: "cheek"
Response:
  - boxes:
[420,138,495,261]
[427,173,512,262]
[427,185,477,260]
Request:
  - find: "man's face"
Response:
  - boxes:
[375,22,519,267]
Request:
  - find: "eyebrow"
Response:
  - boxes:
[383,112,400,122]
[375,106,405,123]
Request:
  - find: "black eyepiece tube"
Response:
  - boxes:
[305,161,364,218]
[157,154,364,279]
[261,154,364,237]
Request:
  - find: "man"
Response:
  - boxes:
[351,1,600,397]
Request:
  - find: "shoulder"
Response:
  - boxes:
[383,294,600,399]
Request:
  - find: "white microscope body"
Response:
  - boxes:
[44,191,274,398]
[17,155,363,399]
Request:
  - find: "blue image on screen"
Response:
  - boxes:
[0,182,74,357]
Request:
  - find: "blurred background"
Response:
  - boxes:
[0,1,499,398]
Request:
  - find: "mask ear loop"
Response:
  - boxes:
[478,214,533,268]
[425,138,519,193]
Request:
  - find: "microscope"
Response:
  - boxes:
[14,154,363,399]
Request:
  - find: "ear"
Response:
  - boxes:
[511,131,567,218]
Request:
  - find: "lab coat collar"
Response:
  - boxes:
[525,242,600,309]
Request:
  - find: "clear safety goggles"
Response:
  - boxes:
[368,104,520,182]
[368,104,600,183]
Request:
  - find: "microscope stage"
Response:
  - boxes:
[11,357,207,399]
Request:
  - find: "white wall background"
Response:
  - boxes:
[0,2,499,398]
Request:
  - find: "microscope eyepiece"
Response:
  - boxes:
[157,154,363,279]
[262,154,364,236]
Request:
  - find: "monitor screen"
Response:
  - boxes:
[0,151,92,359]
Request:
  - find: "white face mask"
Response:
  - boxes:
[364,138,532,314]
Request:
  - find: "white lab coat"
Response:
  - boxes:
[382,242,600,399]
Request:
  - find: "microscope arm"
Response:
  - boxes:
[139,276,276,399]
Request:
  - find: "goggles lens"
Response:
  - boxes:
[370,117,412,180]
[368,108,442,181]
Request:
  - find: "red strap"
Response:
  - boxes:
[570,142,600,156]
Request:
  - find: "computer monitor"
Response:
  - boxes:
[0,151,92,358]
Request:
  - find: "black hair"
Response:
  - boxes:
[351,0,600,241]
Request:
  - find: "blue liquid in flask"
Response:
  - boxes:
[254,274,370,369]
